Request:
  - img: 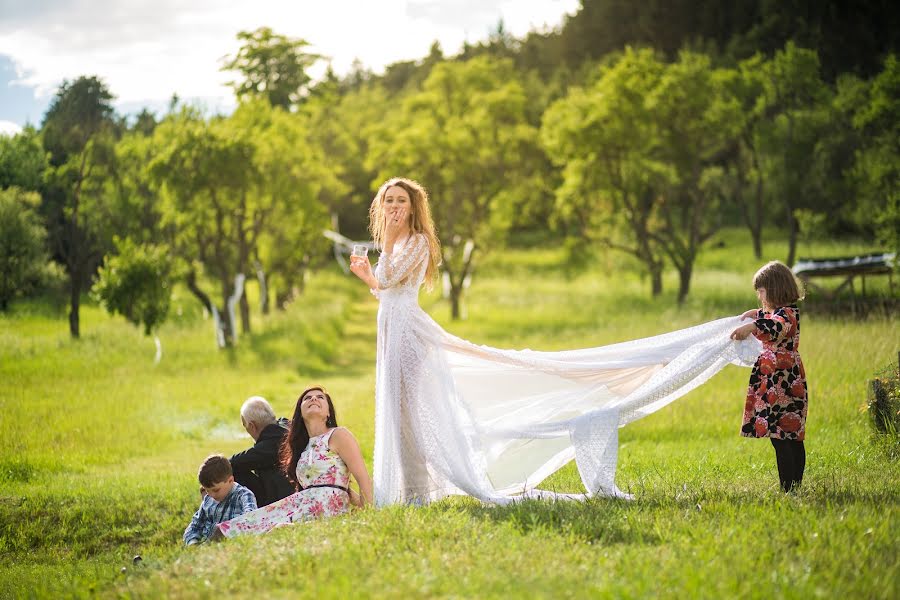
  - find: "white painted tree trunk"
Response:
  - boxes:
[227,274,246,342]
[211,306,226,348]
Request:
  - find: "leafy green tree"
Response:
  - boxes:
[131,108,158,136]
[724,53,772,259]
[369,56,543,319]
[221,27,320,109]
[0,127,47,191]
[542,48,669,295]
[848,54,900,256]
[648,50,745,302]
[150,108,258,345]
[302,72,376,238]
[544,48,743,301]
[557,0,896,80]
[229,99,334,311]
[0,187,47,311]
[378,42,446,95]
[105,130,165,244]
[40,75,118,338]
[151,101,334,342]
[755,43,832,266]
[93,238,173,337]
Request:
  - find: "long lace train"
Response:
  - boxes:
[371,234,760,505]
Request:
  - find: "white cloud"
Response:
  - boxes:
[0,120,23,136]
[0,1,579,113]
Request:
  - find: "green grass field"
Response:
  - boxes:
[1,229,898,598]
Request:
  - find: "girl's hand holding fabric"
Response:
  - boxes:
[730,322,757,340]
[740,309,758,320]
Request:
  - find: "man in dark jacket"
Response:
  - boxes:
[230,396,294,507]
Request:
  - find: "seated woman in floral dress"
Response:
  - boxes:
[215,386,373,538]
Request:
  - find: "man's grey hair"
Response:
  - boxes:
[240,396,277,427]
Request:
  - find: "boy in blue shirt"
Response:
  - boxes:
[183,454,257,545]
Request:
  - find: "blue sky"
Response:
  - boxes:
[0,55,50,129]
[0,0,579,134]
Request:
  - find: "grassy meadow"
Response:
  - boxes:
[0,228,898,598]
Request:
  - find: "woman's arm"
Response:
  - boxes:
[350,234,428,291]
[329,428,373,507]
[753,307,791,343]
[349,256,379,289]
[374,234,428,289]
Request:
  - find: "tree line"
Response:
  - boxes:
[0,1,897,348]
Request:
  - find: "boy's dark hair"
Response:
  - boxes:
[198,454,232,488]
[753,260,805,309]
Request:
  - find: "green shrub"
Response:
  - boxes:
[0,187,47,311]
[868,356,900,438]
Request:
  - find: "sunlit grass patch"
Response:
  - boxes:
[0,233,897,598]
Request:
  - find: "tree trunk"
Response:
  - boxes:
[226,274,246,343]
[786,209,799,267]
[751,170,764,260]
[239,294,251,335]
[650,265,663,297]
[751,229,762,260]
[217,302,235,347]
[784,114,798,268]
[68,270,81,338]
[186,269,231,348]
[297,267,307,294]
[275,286,292,311]
[218,291,235,347]
[749,142,765,260]
[450,283,462,320]
[677,261,693,305]
[66,150,91,339]
[255,261,269,315]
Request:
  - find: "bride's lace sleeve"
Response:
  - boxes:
[375,234,428,289]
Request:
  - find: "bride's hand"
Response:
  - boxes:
[384,206,409,249]
[349,255,373,282]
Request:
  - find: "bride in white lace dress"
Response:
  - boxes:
[351,177,760,507]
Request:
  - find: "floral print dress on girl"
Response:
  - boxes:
[216,428,352,537]
[741,304,808,440]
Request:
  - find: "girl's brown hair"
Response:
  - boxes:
[753,261,805,310]
[368,177,441,288]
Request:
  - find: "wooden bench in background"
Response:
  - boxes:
[792,252,896,300]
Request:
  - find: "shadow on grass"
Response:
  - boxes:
[420,470,900,549]
[428,495,660,546]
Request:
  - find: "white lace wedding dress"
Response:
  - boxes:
[372,233,761,506]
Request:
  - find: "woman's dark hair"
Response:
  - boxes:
[279,385,338,490]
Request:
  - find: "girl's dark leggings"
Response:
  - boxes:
[770,438,806,492]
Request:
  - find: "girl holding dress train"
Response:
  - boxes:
[730,261,808,492]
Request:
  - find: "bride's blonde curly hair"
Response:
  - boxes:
[368,177,441,288]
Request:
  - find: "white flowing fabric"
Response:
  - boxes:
[372,234,761,506]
